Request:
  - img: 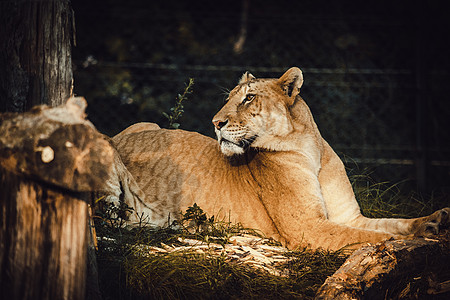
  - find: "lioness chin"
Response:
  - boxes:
[107,67,449,250]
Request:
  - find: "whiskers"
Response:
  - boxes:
[216,85,231,103]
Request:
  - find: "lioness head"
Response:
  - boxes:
[212,67,304,156]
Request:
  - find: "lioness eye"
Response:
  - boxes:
[243,94,256,104]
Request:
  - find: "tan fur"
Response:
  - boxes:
[110,68,449,250]
[113,122,160,139]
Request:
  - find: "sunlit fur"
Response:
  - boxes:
[108,68,449,250]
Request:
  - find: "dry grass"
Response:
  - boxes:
[96,232,347,300]
[94,203,348,300]
[123,248,348,299]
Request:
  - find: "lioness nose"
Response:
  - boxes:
[212,119,228,130]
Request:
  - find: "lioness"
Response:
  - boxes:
[108,67,449,250]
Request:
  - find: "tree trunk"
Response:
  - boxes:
[0,0,75,112]
[315,234,450,299]
[0,171,89,300]
[0,98,112,299]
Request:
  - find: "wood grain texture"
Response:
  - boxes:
[315,235,450,299]
[0,171,88,300]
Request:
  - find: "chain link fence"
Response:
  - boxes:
[72,0,450,193]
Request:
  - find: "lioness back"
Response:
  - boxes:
[112,129,282,241]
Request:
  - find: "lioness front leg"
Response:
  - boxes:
[412,207,450,237]
[254,156,394,250]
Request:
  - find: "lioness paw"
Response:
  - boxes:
[414,207,450,237]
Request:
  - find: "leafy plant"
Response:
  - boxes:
[182,203,208,232]
[179,203,261,246]
[94,196,135,230]
[162,78,194,129]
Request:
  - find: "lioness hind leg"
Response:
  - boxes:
[413,207,450,237]
[285,220,396,251]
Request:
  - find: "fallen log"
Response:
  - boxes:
[315,232,450,299]
[0,97,113,300]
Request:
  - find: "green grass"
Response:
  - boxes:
[350,171,444,219]
[96,230,347,300]
[122,248,347,300]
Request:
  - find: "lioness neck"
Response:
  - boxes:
[273,96,324,172]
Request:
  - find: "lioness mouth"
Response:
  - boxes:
[220,135,257,150]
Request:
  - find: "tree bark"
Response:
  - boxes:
[0,0,75,112]
[0,171,89,300]
[0,98,112,299]
[315,234,450,299]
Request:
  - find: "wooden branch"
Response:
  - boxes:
[315,232,450,299]
[0,97,114,191]
[0,97,112,300]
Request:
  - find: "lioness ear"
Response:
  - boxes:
[239,71,256,84]
[278,67,303,103]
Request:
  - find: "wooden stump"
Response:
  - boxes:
[315,233,450,299]
[0,97,114,300]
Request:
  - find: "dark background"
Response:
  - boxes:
[72,0,450,195]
